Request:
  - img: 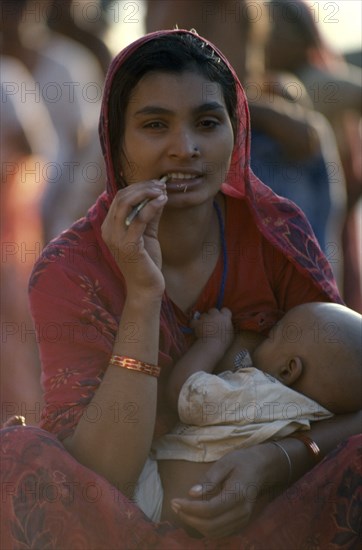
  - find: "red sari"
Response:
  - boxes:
[2,30,359,549]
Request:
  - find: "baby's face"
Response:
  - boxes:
[252,321,287,381]
[252,313,307,381]
[253,318,301,381]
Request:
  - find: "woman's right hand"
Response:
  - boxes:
[170,442,286,538]
[101,179,167,296]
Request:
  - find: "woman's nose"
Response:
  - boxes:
[167,130,201,159]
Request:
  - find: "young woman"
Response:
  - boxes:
[1,30,360,548]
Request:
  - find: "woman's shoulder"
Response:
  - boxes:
[223,180,320,249]
[29,216,100,290]
[221,190,340,306]
[29,192,115,289]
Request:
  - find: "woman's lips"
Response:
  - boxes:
[162,172,203,192]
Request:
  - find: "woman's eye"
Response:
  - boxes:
[143,121,165,129]
[198,119,219,129]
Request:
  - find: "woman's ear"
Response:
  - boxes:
[279,357,303,386]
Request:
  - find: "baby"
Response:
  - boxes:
[136,302,361,521]
[169,301,361,416]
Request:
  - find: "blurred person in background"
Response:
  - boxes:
[266,0,362,312]
[40,1,113,235]
[42,0,111,240]
[18,0,107,241]
[1,0,92,241]
[47,0,112,75]
[1,0,58,426]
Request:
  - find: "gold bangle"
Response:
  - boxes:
[109,355,161,378]
[289,432,322,464]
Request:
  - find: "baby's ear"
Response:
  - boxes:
[279,357,303,386]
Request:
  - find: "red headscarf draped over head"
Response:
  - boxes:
[96,29,341,302]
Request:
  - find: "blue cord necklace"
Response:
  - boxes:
[180,199,228,334]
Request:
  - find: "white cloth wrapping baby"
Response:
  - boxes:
[152,367,332,462]
[133,457,163,522]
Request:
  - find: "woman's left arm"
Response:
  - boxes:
[171,411,361,538]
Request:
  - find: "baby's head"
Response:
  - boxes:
[252,302,362,413]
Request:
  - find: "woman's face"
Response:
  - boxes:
[121,70,234,208]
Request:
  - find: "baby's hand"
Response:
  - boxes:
[191,308,234,349]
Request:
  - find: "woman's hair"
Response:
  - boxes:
[108,32,238,188]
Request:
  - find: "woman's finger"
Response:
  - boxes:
[101,182,166,247]
[173,499,249,538]
[109,181,166,224]
[171,484,238,520]
[126,193,167,234]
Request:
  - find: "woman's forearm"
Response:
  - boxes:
[277,411,361,484]
[249,101,320,160]
[63,294,162,494]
